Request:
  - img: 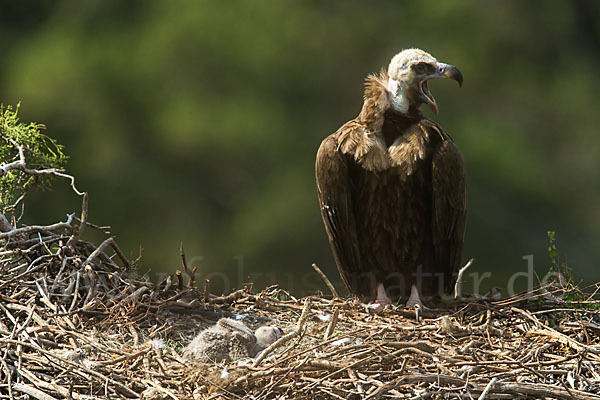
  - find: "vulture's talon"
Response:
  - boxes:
[365,299,391,314]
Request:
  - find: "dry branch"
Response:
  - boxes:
[312,263,339,297]
[0,213,74,240]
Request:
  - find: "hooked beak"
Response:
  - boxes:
[419,62,463,115]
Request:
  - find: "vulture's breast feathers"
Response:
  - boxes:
[336,122,391,172]
[334,71,447,178]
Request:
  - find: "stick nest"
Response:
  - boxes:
[2,224,600,400]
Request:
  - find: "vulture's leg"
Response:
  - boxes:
[365,283,392,313]
[375,283,392,305]
[405,284,428,321]
[405,284,425,309]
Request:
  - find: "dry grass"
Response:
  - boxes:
[2,222,600,400]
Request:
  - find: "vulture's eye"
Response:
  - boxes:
[412,63,427,74]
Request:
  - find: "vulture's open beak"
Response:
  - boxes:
[419,63,463,115]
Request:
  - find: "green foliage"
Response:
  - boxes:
[547,231,576,292]
[0,104,68,212]
[546,231,577,291]
[547,231,598,309]
[547,231,560,276]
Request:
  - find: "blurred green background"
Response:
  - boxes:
[1,0,599,296]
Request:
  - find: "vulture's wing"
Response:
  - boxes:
[431,136,467,292]
[315,135,362,293]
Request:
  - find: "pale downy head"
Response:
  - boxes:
[254,326,282,349]
[387,48,463,115]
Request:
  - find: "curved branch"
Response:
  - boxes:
[0,214,74,240]
[0,142,84,196]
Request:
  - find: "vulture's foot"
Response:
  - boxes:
[365,299,391,313]
[404,284,429,321]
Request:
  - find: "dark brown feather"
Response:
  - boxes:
[316,71,466,301]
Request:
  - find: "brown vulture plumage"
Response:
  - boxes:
[315,49,466,309]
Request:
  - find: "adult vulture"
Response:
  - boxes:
[315,49,466,311]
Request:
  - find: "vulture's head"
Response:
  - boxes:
[387,48,463,115]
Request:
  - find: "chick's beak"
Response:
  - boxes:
[419,62,463,115]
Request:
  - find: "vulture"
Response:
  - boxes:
[315,49,466,310]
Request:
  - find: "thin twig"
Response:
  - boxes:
[454,258,474,298]
[323,306,339,340]
[179,243,196,288]
[312,263,339,297]
[478,377,498,400]
[67,192,88,248]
